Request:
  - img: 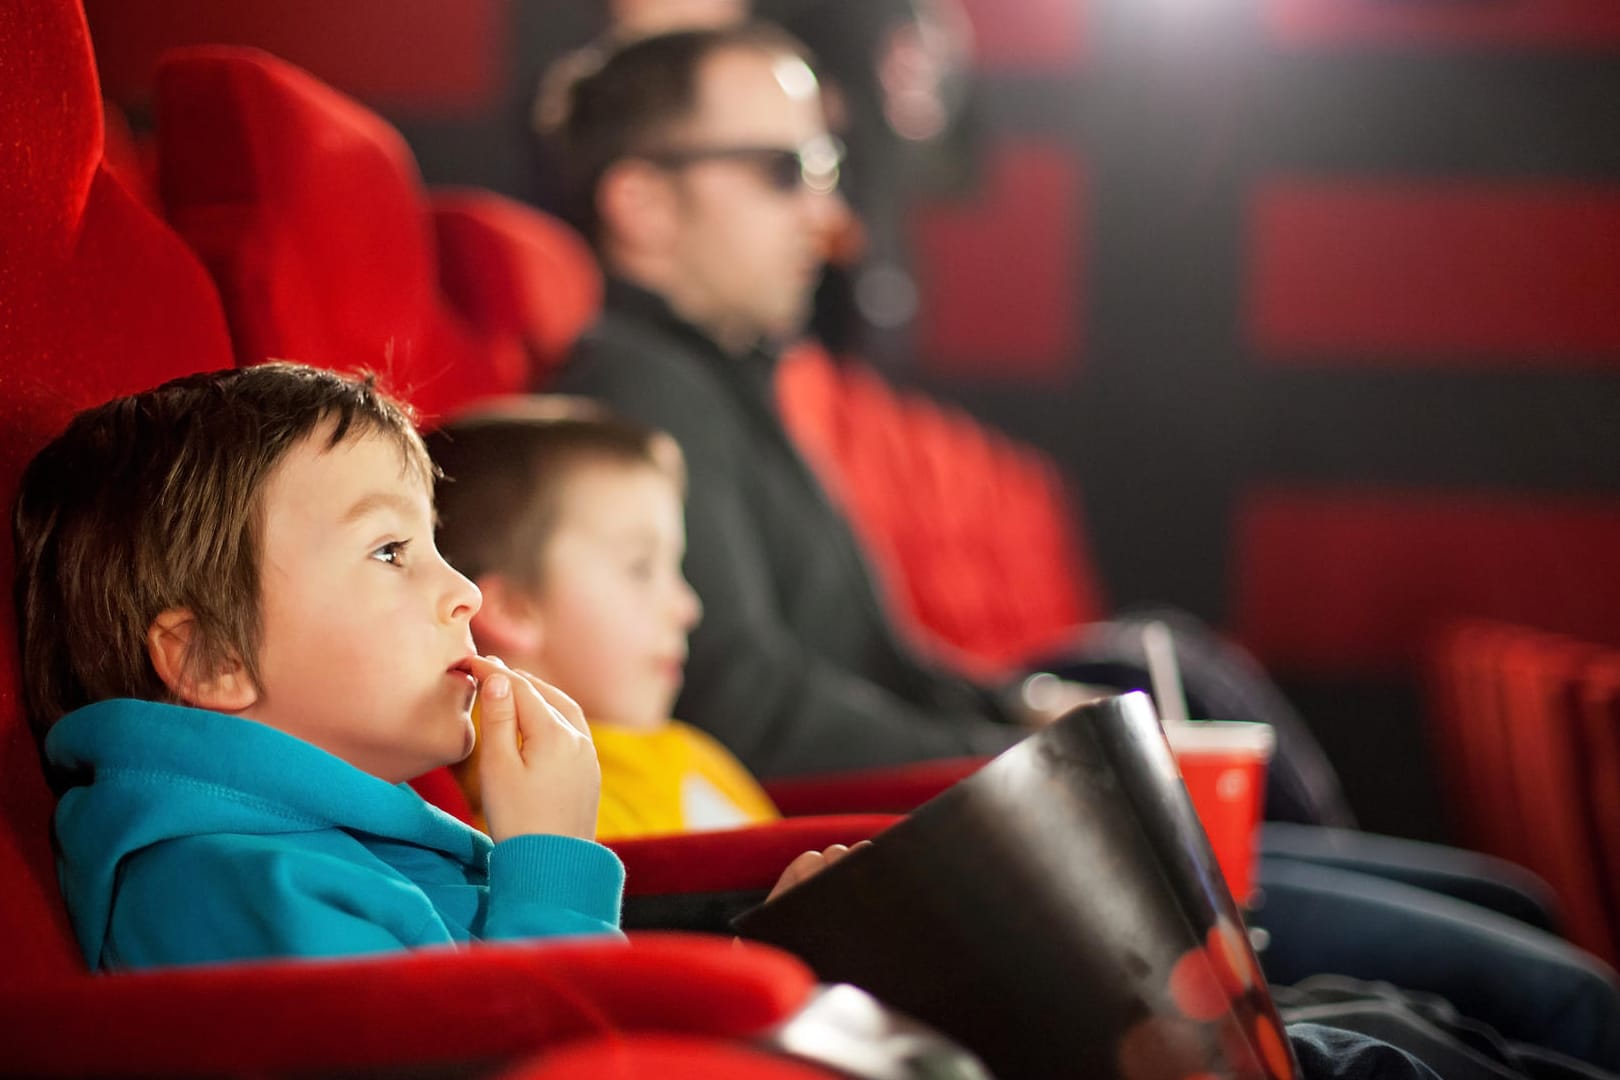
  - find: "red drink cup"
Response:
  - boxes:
[1167,721,1275,906]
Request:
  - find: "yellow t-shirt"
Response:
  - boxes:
[592,722,780,841]
[450,717,778,840]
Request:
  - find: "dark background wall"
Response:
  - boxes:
[86,0,1620,842]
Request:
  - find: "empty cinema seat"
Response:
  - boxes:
[432,187,603,382]
[0,6,849,1074]
[155,45,529,421]
[1429,621,1620,964]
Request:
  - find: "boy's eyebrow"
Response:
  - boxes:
[340,491,423,526]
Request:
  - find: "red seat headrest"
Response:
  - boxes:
[432,189,603,386]
[156,46,526,422]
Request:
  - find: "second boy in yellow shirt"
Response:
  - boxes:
[429,400,778,840]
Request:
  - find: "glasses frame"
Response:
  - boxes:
[635,135,844,196]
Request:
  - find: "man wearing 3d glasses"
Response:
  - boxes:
[548,23,1036,778]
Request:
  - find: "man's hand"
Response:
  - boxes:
[466,655,600,844]
[766,841,872,903]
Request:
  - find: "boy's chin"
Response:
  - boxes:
[453,716,478,762]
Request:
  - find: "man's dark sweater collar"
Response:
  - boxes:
[601,277,782,380]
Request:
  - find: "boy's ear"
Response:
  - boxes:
[469,574,546,661]
[146,608,259,713]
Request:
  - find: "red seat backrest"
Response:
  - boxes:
[775,353,1105,675]
[432,188,603,386]
[0,0,234,980]
[155,47,527,423]
[1499,635,1614,961]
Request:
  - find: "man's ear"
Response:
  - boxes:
[146,608,259,713]
[597,157,677,254]
[470,574,547,662]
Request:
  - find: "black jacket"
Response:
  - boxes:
[547,281,1022,777]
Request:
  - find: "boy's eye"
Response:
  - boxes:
[371,540,410,567]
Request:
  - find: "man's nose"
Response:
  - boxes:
[808,188,856,256]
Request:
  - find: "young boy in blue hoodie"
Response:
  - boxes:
[12,363,626,970]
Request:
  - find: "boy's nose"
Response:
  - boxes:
[445,564,482,622]
[674,578,702,630]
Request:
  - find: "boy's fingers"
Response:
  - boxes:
[474,671,518,762]
[506,667,591,738]
[467,656,543,758]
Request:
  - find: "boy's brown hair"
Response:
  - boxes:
[427,397,684,592]
[11,362,430,738]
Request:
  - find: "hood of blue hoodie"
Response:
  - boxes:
[45,699,488,966]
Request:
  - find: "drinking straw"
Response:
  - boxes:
[1142,620,1190,727]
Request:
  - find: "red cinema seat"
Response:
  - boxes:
[0,0,235,984]
[1430,621,1530,864]
[774,353,1103,676]
[1427,621,1499,850]
[432,188,603,385]
[1,6,828,1073]
[1578,657,1620,943]
[155,46,528,422]
[763,758,989,818]
[1498,634,1613,961]
[497,1034,846,1080]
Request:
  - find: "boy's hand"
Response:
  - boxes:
[766,841,871,903]
[466,655,600,844]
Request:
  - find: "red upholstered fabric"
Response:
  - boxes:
[1265,0,1620,49]
[6,934,819,1077]
[1428,623,1620,963]
[957,0,1090,71]
[409,765,476,826]
[99,99,157,210]
[1235,490,1620,676]
[1250,181,1620,364]
[155,46,527,422]
[498,1034,842,1080]
[1579,660,1620,938]
[87,0,508,116]
[0,0,235,983]
[1497,636,1614,962]
[763,759,988,818]
[433,189,604,385]
[913,142,1086,378]
[775,348,1102,675]
[609,816,899,896]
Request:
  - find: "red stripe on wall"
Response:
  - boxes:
[1265,0,1620,49]
[958,0,1088,71]
[86,0,505,116]
[1248,181,1620,364]
[1232,490,1620,676]
[912,143,1086,380]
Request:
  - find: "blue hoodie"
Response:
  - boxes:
[46,699,624,971]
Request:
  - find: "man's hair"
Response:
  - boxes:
[427,398,685,592]
[12,362,431,738]
[554,21,812,244]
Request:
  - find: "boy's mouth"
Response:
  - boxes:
[448,658,478,691]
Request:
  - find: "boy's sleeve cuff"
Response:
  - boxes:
[489,834,625,925]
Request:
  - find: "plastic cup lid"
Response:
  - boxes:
[1163,720,1276,758]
